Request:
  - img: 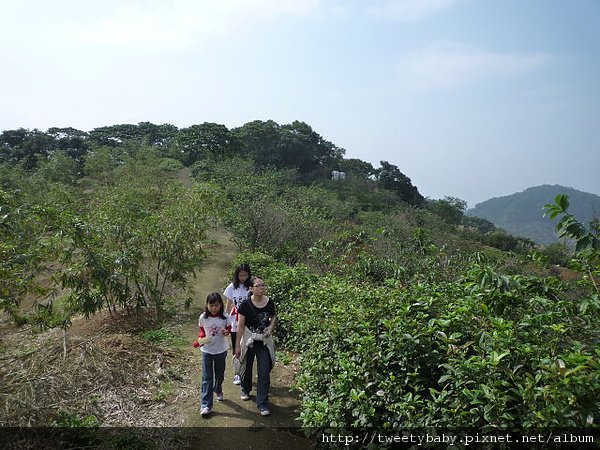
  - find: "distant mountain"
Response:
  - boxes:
[467,185,600,245]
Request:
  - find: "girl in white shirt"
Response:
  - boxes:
[197,292,232,416]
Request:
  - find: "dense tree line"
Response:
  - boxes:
[0,120,424,206]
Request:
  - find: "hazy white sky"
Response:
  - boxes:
[1,0,599,206]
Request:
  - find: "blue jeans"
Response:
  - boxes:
[241,341,272,408]
[201,350,227,410]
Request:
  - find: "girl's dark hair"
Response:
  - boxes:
[232,263,252,289]
[204,292,226,319]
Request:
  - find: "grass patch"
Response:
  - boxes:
[152,381,173,402]
[53,410,101,427]
[139,328,187,348]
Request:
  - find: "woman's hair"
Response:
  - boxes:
[204,292,226,319]
[232,263,252,289]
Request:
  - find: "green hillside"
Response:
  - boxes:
[467,184,600,244]
[2,122,599,433]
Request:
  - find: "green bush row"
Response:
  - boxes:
[241,252,600,430]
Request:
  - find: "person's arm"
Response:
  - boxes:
[223,316,232,335]
[264,300,276,336]
[223,284,234,313]
[224,296,233,314]
[193,327,207,347]
[263,316,276,337]
[235,313,245,358]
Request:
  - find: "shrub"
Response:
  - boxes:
[254,253,600,431]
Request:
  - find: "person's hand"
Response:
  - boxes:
[263,325,273,337]
[196,336,211,347]
[235,345,241,359]
[222,328,231,336]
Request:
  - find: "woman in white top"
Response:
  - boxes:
[223,263,252,385]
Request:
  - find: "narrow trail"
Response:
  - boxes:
[167,226,312,448]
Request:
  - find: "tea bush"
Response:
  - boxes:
[241,253,600,431]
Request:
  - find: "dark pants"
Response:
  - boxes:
[241,341,271,408]
[230,331,237,355]
[201,350,227,410]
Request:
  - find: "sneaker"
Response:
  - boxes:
[233,375,241,385]
[258,405,271,416]
[200,407,211,416]
[240,392,250,401]
[216,392,224,401]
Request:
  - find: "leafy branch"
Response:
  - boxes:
[544,194,600,296]
[543,194,600,251]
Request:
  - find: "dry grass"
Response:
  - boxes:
[0,310,191,427]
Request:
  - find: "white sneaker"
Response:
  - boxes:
[216,392,224,401]
[200,407,211,416]
[233,375,241,385]
[240,392,250,401]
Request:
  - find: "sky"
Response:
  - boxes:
[1,0,599,207]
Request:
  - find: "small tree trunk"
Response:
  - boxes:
[62,327,68,360]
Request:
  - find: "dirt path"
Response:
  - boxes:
[166,227,312,449]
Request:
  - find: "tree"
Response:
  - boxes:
[82,147,121,187]
[136,122,178,148]
[38,150,78,184]
[337,158,375,178]
[232,120,282,168]
[88,123,179,154]
[278,121,345,176]
[56,161,221,320]
[46,127,90,163]
[539,242,571,266]
[0,189,48,319]
[461,215,496,234]
[174,123,236,165]
[0,128,56,169]
[426,197,467,225]
[88,124,140,147]
[374,161,424,206]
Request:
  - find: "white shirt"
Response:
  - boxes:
[198,312,232,354]
[223,283,250,332]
